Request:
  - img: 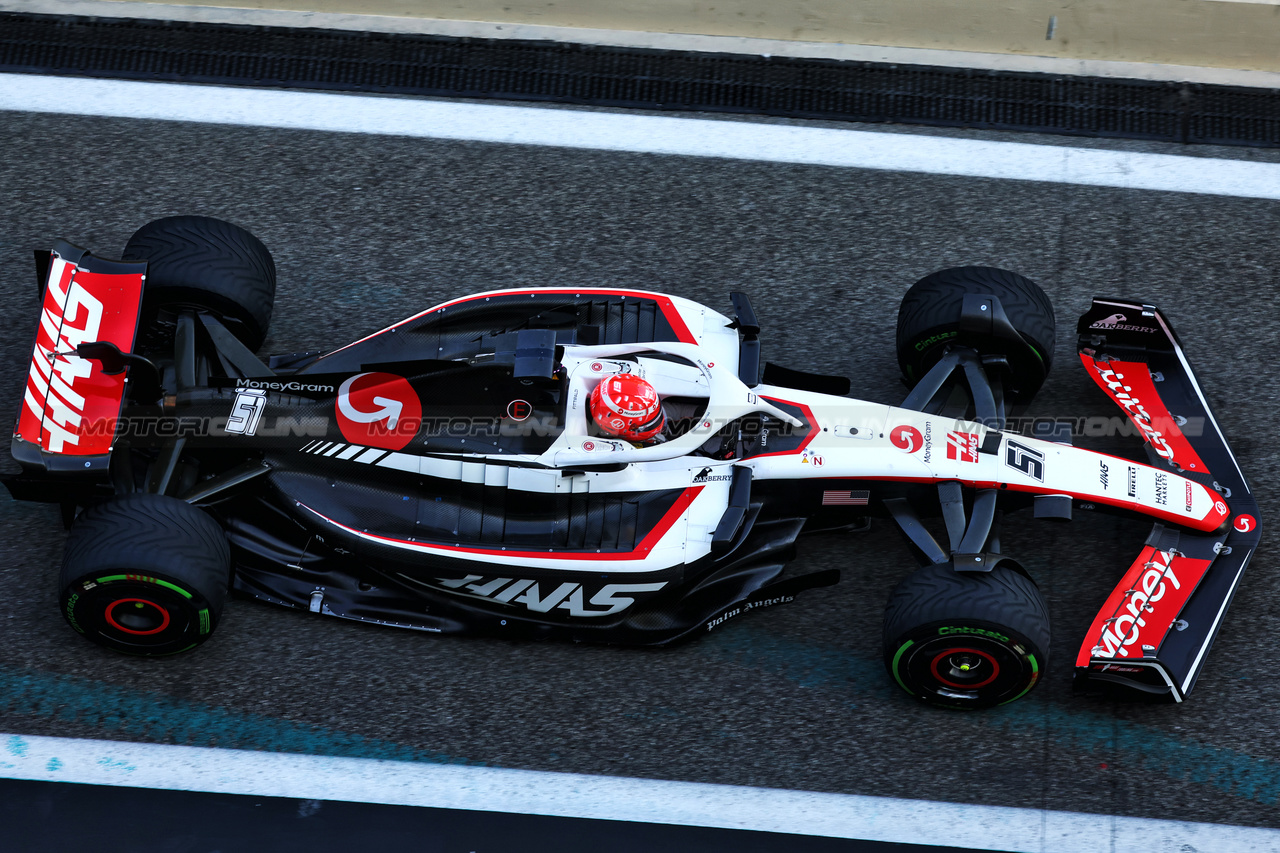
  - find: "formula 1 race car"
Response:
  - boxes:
[4,216,1261,709]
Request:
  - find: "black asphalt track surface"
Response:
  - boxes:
[1,103,1278,834]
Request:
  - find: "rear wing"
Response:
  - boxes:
[12,241,146,473]
[1073,299,1261,702]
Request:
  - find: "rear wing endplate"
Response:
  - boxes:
[12,241,146,473]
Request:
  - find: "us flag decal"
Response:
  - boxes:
[822,490,870,506]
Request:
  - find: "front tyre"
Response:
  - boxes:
[59,494,231,656]
[883,562,1050,709]
[896,266,1055,405]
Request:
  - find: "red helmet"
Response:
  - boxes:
[589,374,665,441]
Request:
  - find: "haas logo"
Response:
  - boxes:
[336,373,421,450]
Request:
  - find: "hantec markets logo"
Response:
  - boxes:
[890,425,923,453]
[335,372,421,450]
[1235,514,1257,533]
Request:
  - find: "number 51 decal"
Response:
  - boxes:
[1005,440,1045,482]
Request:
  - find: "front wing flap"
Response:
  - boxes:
[1073,299,1261,701]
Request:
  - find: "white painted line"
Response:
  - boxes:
[3,74,1280,200]
[0,734,1276,852]
[6,0,1280,89]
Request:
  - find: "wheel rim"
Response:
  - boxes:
[63,575,213,656]
[104,598,172,636]
[891,629,1040,708]
[929,646,1000,690]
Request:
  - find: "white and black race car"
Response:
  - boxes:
[4,216,1260,709]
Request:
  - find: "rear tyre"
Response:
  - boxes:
[896,266,1055,404]
[883,562,1049,709]
[122,215,275,351]
[59,494,231,656]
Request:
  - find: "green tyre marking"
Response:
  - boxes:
[94,575,193,599]
[199,609,211,636]
[890,640,916,696]
[999,653,1040,706]
[154,579,193,599]
[64,593,84,634]
[913,330,958,352]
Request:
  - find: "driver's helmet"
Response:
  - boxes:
[589,374,665,442]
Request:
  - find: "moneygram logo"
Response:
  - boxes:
[1096,549,1182,658]
[335,372,422,450]
[891,425,923,453]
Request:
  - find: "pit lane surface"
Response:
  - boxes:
[1,90,1279,840]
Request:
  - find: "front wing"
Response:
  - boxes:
[1073,299,1261,701]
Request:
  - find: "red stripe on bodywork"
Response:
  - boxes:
[298,485,704,561]
[1075,546,1213,667]
[1080,354,1209,475]
[323,287,699,359]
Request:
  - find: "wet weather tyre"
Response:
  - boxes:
[883,562,1050,709]
[896,266,1055,404]
[122,215,275,351]
[59,494,231,656]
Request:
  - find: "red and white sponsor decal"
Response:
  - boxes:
[946,431,979,463]
[890,425,923,453]
[17,255,144,455]
[506,399,532,421]
[1076,546,1212,666]
[1235,514,1257,533]
[1080,354,1207,473]
[335,372,421,450]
